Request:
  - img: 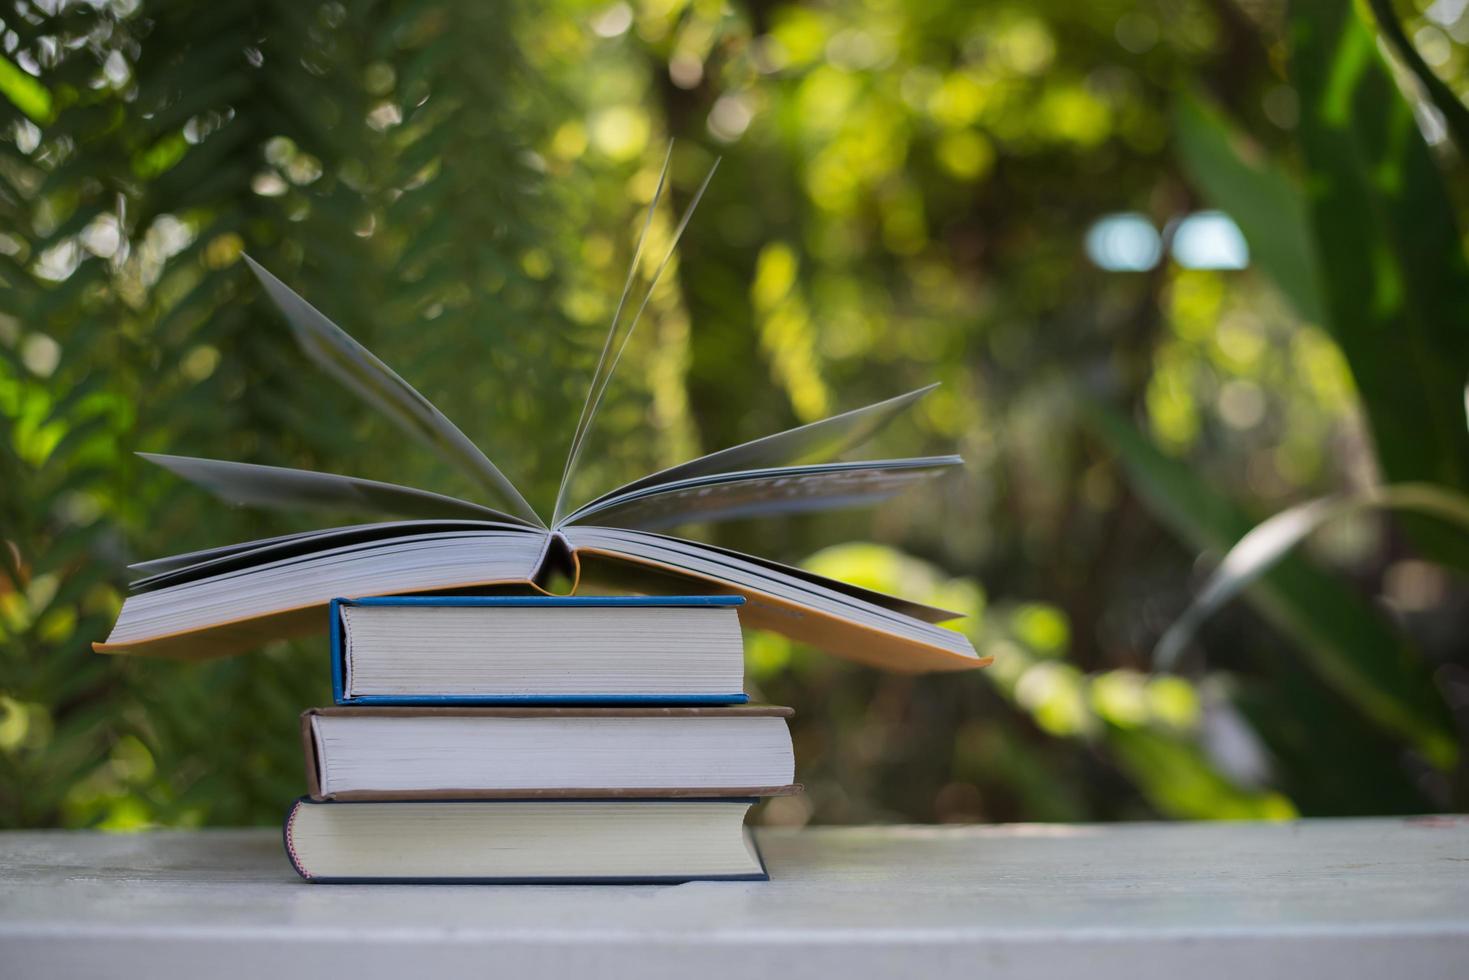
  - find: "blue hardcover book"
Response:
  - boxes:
[330,595,749,706]
[284,796,770,884]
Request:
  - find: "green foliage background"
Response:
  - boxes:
[2,0,1466,829]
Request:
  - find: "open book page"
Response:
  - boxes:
[245,257,542,526]
[621,532,964,623]
[572,384,939,512]
[95,529,551,659]
[96,518,986,672]
[129,520,535,592]
[563,526,985,672]
[553,146,672,524]
[139,454,529,525]
[552,150,720,524]
[129,525,353,576]
[104,170,981,673]
[563,456,962,530]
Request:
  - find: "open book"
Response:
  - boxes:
[95,149,987,673]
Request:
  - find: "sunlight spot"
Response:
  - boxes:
[708,94,753,142]
[1414,102,1447,146]
[669,51,703,89]
[80,214,121,258]
[1171,211,1248,270]
[1092,670,1149,728]
[1217,379,1266,429]
[33,240,80,282]
[1085,212,1161,271]
[1012,603,1069,655]
[936,130,994,180]
[592,2,632,38]
[366,101,401,131]
[590,105,649,160]
[251,171,288,197]
[181,345,220,383]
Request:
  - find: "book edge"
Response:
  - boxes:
[300,712,323,800]
[310,785,804,803]
[282,799,310,882]
[284,796,769,884]
[331,693,752,707]
[336,594,747,608]
[304,704,795,718]
[299,705,800,801]
[573,545,992,673]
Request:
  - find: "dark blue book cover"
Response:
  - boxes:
[330,595,748,706]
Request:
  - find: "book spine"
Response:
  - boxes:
[281,799,310,882]
[298,710,324,800]
[329,598,347,704]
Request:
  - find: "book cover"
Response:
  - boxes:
[328,595,750,706]
[300,703,802,801]
[282,796,772,884]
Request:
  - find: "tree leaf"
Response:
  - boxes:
[1090,406,1456,769]
[1156,483,1469,670]
[0,53,53,124]
[1173,92,1326,325]
[1290,1,1469,500]
[1364,0,1469,157]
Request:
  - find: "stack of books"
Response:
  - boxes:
[94,180,993,885]
[283,595,798,883]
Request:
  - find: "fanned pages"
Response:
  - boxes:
[553,152,719,524]
[563,526,981,672]
[99,530,551,656]
[139,454,531,525]
[578,383,940,509]
[244,256,542,526]
[623,531,964,623]
[128,525,353,576]
[98,148,988,675]
[552,145,672,526]
[567,456,963,530]
[129,520,531,593]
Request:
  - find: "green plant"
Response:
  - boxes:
[1097,0,1468,797]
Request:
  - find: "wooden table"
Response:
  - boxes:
[3,817,1467,979]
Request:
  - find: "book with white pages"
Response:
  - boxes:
[95,148,989,675]
[328,595,751,704]
[284,798,771,883]
[300,705,799,801]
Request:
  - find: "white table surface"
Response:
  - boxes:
[2,817,1467,979]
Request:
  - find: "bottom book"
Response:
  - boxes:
[284,798,769,883]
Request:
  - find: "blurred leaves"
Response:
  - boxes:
[0,54,53,124]
[1176,7,1469,574]
[1173,93,1325,326]
[4,0,1467,829]
[789,543,1292,821]
[1290,0,1469,502]
[1136,2,1469,783]
[1365,0,1469,156]
[0,0,584,828]
[1156,483,1469,671]
[1092,406,1457,770]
